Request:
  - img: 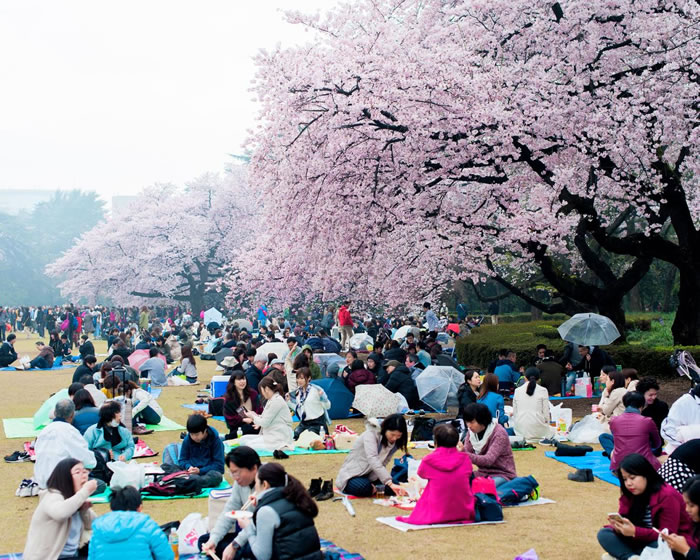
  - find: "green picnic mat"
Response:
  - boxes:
[223,443,351,457]
[2,415,184,439]
[89,479,231,504]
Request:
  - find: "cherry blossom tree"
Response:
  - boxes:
[47,165,257,314]
[234,0,698,341]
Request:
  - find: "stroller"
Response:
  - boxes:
[669,350,700,387]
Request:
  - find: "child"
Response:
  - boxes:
[178,414,225,488]
[597,453,695,560]
[397,423,474,525]
[661,475,700,559]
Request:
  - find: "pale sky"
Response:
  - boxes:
[0,0,336,200]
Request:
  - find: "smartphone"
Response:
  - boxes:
[236,406,248,416]
[608,513,624,523]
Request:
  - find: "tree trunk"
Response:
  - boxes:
[596,299,627,343]
[530,305,542,321]
[671,266,700,345]
[628,284,643,312]
[662,266,677,313]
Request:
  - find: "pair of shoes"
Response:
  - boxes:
[5,451,31,463]
[568,468,594,482]
[308,477,323,497]
[132,425,153,435]
[273,450,289,459]
[316,480,334,501]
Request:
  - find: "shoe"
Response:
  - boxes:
[529,485,540,501]
[180,432,187,440]
[132,425,153,435]
[5,451,31,463]
[273,450,289,460]
[316,480,334,501]
[567,468,594,482]
[16,479,30,497]
[539,437,558,446]
[29,482,40,496]
[308,477,322,498]
[19,479,34,497]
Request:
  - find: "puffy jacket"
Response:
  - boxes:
[338,306,353,327]
[345,368,376,394]
[83,424,135,460]
[88,511,174,560]
[385,365,420,409]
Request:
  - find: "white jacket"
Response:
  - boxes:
[511,384,553,440]
[131,388,163,417]
[289,385,331,423]
[34,420,97,488]
[250,394,293,451]
[661,392,700,452]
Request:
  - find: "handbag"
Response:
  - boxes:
[474,492,503,522]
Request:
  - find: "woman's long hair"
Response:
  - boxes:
[73,389,96,411]
[46,457,80,499]
[683,475,700,542]
[524,367,540,396]
[225,371,250,407]
[380,414,408,452]
[478,373,499,399]
[257,463,318,518]
[181,343,196,366]
[617,453,665,526]
[608,370,627,391]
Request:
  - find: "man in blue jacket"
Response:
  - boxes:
[179,414,225,488]
[88,486,173,560]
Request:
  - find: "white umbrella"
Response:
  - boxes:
[231,318,253,331]
[258,342,289,359]
[392,325,420,341]
[349,333,374,351]
[415,366,464,412]
[203,307,224,325]
[557,313,620,346]
[352,384,400,418]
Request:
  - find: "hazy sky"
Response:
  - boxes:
[0,1,335,200]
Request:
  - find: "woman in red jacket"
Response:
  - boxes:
[597,453,696,560]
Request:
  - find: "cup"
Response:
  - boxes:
[591,404,600,413]
[376,484,385,499]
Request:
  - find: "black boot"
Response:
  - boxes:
[567,468,594,482]
[555,443,591,456]
[308,478,322,498]
[316,480,334,501]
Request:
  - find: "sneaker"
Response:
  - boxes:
[5,451,31,463]
[29,482,40,496]
[539,437,558,446]
[529,485,540,501]
[16,479,30,497]
[19,480,34,497]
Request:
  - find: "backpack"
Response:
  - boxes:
[474,492,504,522]
[142,470,203,497]
[162,442,182,466]
[410,417,435,441]
[496,475,539,505]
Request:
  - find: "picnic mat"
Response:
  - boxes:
[89,479,232,504]
[181,403,225,422]
[377,516,505,532]
[179,539,365,560]
[2,416,184,439]
[224,443,350,457]
[545,450,619,486]
[0,362,77,371]
[507,497,556,508]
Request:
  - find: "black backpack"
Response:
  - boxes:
[142,471,203,497]
[410,417,435,441]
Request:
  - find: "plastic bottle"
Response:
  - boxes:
[319,426,326,440]
[169,527,179,559]
[237,427,243,439]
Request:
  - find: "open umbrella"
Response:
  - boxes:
[557,313,620,346]
[415,365,464,412]
[352,384,400,418]
[258,342,289,359]
[231,318,253,331]
[313,353,346,377]
[446,323,460,335]
[349,333,374,351]
[392,325,420,340]
[127,349,166,370]
[203,307,224,326]
[215,347,233,366]
[311,378,354,419]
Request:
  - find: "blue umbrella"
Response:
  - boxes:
[312,377,354,420]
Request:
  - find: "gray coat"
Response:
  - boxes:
[336,419,398,491]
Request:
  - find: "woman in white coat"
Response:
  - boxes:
[288,367,331,439]
[239,376,294,452]
[512,368,554,440]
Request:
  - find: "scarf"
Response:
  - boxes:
[296,386,311,421]
[469,419,498,454]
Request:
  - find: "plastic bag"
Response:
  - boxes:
[514,550,539,560]
[178,512,208,555]
[548,403,573,433]
[575,375,593,398]
[639,533,673,560]
[108,460,145,491]
[568,414,609,443]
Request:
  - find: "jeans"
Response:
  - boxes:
[599,433,615,459]
[492,476,508,487]
[343,476,397,497]
[29,357,50,369]
[565,372,578,394]
[191,470,223,489]
[597,528,655,560]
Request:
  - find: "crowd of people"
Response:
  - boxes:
[4,302,700,560]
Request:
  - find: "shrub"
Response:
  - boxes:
[496,313,568,324]
[455,322,700,378]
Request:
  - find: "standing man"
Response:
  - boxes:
[337,301,354,352]
[423,302,440,336]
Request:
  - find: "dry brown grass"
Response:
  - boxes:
[0,333,620,559]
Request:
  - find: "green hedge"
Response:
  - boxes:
[496,313,569,324]
[455,322,700,378]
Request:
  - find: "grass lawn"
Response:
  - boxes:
[0,333,621,559]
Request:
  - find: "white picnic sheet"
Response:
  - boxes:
[377,516,505,532]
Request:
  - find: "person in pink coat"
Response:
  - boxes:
[397,423,475,525]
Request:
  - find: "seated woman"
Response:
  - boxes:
[239,377,294,452]
[336,414,409,498]
[597,453,695,560]
[223,371,263,439]
[661,475,700,559]
[289,367,331,439]
[396,423,474,525]
[23,458,98,560]
[477,373,508,426]
[118,381,164,428]
[366,352,386,384]
[511,368,554,441]
[83,401,135,464]
[636,377,669,434]
[457,368,482,418]
[599,370,628,421]
[661,385,700,453]
[300,345,322,379]
[461,403,516,487]
[342,359,376,395]
[178,343,198,383]
[71,389,100,435]
[232,463,323,560]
